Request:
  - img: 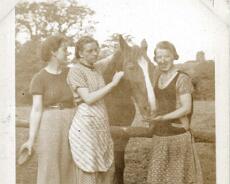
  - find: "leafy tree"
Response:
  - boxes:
[16,0,97,105]
[16,0,96,41]
[102,33,134,49]
[16,40,44,105]
[100,33,134,57]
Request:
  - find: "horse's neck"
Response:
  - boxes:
[103,58,132,98]
[138,57,156,112]
[103,63,115,83]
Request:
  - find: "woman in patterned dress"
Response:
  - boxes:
[67,36,124,184]
[19,35,76,184]
[147,41,203,184]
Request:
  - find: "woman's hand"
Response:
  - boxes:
[152,115,164,121]
[17,139,34,165]
[111,71,124,86]
[19,139,34,156]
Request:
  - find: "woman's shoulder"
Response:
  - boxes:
[31,68,46,81]
[176,71,194,94]
[177,70,192,81]
[67,63,88,82]
[29,68,47,94]
[68,63,83,71]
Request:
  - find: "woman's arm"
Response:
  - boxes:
[28,95,43,144]
[153,93,192,121]
[20,95,43,155]
[77,71,124,105]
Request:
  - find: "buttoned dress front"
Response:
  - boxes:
[67,63,114,184]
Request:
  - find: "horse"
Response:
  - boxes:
[103,35,157,184]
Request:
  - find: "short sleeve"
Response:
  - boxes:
[176,73,194,95]
[29,73,44,95]
[67,66,88,91]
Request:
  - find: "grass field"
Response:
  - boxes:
[16,101,215,184]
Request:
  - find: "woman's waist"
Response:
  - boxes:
[76,103,108,115]
[71,116,111,133]
[44,102,74,110]
[152,120,187,136]
[74,106,109,125]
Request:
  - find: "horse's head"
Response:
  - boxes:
[118,35,157,118]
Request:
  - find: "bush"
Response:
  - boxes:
[16,40,45,106]
[177,61,215,100]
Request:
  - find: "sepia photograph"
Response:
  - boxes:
[0,0,230,184]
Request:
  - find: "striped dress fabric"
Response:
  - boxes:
[67,63,114,173]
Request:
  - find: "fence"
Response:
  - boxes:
[16,119,215,143]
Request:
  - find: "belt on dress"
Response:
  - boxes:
[46,102,74,110]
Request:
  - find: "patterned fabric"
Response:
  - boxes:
[176,73,194,95]
[75,163,115,184]
[149,70,203,183]
[175,72,193,107]
[67,63,114,172]
[36,109,76,184]
[147,132,203,184]
[29,68,73,106]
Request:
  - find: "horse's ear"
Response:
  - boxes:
[141,39,148,52]
[119,35,129,51]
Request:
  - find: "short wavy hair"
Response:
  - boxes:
[41,35,67,62]
[75,36,99,59]
[153,41,179,61]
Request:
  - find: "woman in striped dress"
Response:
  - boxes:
[147,41,203,184]
[67,36,124,184]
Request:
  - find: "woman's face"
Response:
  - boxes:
[53,42,68,65]
[80,42,99,64]
[155,48,174,72]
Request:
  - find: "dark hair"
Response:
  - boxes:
[41,35,67,62]
[153,41,179,61]
[75,36,99,59]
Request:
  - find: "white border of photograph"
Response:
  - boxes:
[0,0,229,183]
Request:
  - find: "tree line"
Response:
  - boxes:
[15,1,214,105]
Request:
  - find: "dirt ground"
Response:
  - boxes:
[16,101,215,184]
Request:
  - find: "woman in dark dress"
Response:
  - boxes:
[147,41,203,184]
[19,35,76,184]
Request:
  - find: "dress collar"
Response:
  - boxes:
[79,61,95,70]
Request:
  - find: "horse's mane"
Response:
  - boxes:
[103,50,124,83]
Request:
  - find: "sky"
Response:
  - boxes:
[16,0,230,63]
[76,0,229,63]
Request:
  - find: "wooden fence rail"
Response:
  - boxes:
[16,119,215,143]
